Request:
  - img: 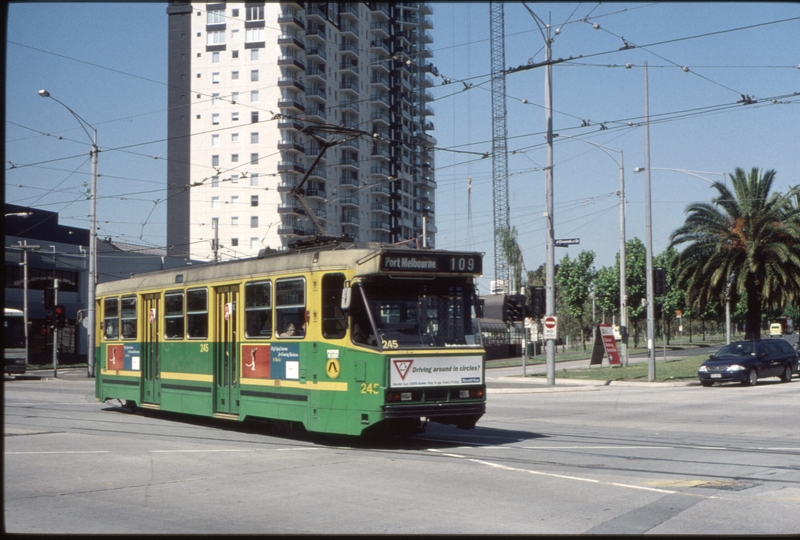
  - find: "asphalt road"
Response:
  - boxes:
[5,349,800,535]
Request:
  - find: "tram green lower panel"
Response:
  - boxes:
[160,386,214,417]
[98,377,141,404]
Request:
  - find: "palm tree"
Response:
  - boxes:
[669,167,800,339]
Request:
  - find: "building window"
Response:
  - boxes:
[232,49,239,58]
[232,132,239,142]
[231,153,239,163]
[211,176,219,187]
[251,69,259,82]
[212,113,219,125]
[211,134,220,146]
[211,196,220,209]
[250,90,259,103]
[246,5,264,21]
[231,195,239,205]
[250,132,259,144]
[212,155,220,167]
[232,217,239,226]
[250,173,259,187]
[212,51,220,63]
[207,30,225,46]
[231,238,239,247]
[212,93,220,105]
[250,153,259,165]
[231,174,239,184]
[212,72,220,84]
[232,8,239,18]
[251,216,259,228]
[246,28,264,44]
[232,112,239,122]
[250,48,259,61]
[251,195,259,207]
[251,111,259,123]
[207,10,225,24]
[232,70,239,80]
[250,237,259,250]
[231,91,239,102]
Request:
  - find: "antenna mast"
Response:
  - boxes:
[490,2,510,293]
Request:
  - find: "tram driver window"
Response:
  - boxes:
[103,297,119,340]
[245,280,272,338]
[276,278,305,339]
[186,288,209,339]
[164,291,185,339]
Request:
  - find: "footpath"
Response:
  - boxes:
[8,342,728,391]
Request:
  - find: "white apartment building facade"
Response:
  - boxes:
[166,1,437,261]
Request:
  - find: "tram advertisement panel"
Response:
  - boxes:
[390,356,483,388]
[106,344,141,371]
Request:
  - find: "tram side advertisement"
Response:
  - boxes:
[390,356,483,388]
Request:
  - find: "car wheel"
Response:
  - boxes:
[742,368,758,386]
[701,381,713,387]
[780,364,793,382]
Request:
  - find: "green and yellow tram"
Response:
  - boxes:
[95,242,486,436]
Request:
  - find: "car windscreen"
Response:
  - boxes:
[715,342,756,358]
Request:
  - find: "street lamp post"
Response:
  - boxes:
[557,135,628,366]
[635,166,731,344]
[39,90,98,378]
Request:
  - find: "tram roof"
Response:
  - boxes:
[96,241,483,296]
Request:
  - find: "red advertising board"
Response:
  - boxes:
[598,324,621,365]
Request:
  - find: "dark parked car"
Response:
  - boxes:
[698,339,798,387]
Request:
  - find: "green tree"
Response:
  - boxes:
[556,250,596,349]
[670,167,800,339]
[497,226,523,293]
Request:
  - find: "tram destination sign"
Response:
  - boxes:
[380,252,482,275]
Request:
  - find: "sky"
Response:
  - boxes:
[5,2,800,294]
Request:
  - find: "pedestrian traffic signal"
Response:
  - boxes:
[653,267,667,296]
[54,305,66,329]
[44,287,55,310]
[529,286,546,317]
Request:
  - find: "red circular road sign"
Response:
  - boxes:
[544,316,556,329]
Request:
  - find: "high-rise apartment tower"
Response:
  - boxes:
[166,2,437,261]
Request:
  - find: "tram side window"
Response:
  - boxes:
[322,273,346,339]
[276,278,305,338]
[187,288,209,338]
[121,295,137,339]
[103,297,119,340]
[245,280,272,338]
[164,291,185,339]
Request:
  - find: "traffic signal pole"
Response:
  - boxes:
[52,279,59,378]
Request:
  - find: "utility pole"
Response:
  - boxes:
[643,62,656,381]
[542,17,556,385]
[17,242,41,369]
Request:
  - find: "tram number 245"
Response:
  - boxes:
[360,382,381,395]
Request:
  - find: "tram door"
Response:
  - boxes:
[141,294,161,405]
[215,286,240,415]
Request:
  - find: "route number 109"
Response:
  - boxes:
[450,257,476,272]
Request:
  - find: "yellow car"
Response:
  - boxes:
[769,323,784,337]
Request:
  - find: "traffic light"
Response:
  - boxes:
[54,305,66,329]
[44,287,55,310]
[653,267,667,296]
[45,311,53,328]
[505,294,526,322]
[529,286,546,317]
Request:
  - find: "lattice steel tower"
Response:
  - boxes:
[489,2,510,293]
